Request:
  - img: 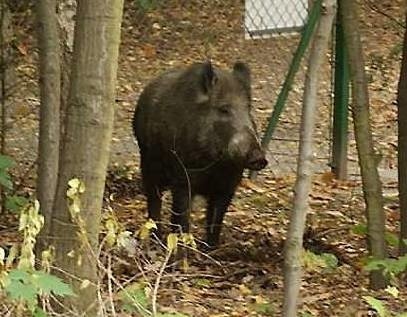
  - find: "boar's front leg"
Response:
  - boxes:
[170,188,191,235]
[205,193,233,248]
[140,156,163,238]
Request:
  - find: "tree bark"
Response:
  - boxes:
[283,1,336,316]
[341,0,387,289]
[398,9,407,256]
[57,0,76,144]
[49,0,124,315]
[0,0,13,213]
[35,0,61,258]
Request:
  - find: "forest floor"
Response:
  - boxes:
[1,0,406,316]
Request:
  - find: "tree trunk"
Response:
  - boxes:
[49,0,124,315]
[35,0,61,258]
[283,1,336,316]
[398,9,407,256]
[341,0,387,289]
[0,0,13,213]
[57,0,76,144]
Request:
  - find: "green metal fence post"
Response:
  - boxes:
[250,0,322,179]
[331,2,349,180]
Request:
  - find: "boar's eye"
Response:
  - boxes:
[217,105,231,116]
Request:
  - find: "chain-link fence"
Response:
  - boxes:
[245,0,308,37]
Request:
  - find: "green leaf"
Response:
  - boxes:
[5,279,37,305]
[0,155,14,169]
[252,302,274,316]
[363,296,389,317]
[118,282,149,315]
[192,278,212,289]
[320,253,339,269]
[351,224,367,236]
[8,269,31,281]
[33,307,48,317]
[0,170,13,190]
[33,271,75,296]
[5,195,28,212]
[385,232,400,247]
[364,256,407,277]
[302,250,337,271]
[121,303,137,313]
[137,0,157,11]
[352,224,400,247]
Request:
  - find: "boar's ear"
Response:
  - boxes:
[233,62,251,95]
[199,61,218,94]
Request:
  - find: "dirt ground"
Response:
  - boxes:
[1,0,406,316]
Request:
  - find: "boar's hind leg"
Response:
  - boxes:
[170,188,191,235]
[205,194,233,248]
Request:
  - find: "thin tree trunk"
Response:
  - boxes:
[49,0,124,315]
[0,0,12,213]
[35,0,61,257]
[341,0,387,289]
[398,9,407,256]
[283,1,336,316]
[0,0,7,214]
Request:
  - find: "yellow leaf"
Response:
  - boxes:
[18,257,32,270]
[117,231,132,248]
[41,247,54,271]
[255,295,267,304]
[182,257,189,271]
[70,198,81,215]
[66,187,76,199]
[180,233,197,249]
[6,245,18,267]
[77,254,82,266]
[139,219,157,240]
[167,233,178,253]
[0,247,5,265]
[19,213,27,231]
[78,181,86,194]
[68,178,81,190]
[105,218,117,241]
[33,199,40,212]
[239,284,252,296]
[105,231,117,248]
[145,219,157,230]
[240,179,266,193]
[0,271,9,288]
[80,279,91,289]
[385,286,399,298]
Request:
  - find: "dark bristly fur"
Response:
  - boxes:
[133,61,267,247]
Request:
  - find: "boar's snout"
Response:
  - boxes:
[228,130,268,170]
[246,147,267,171]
